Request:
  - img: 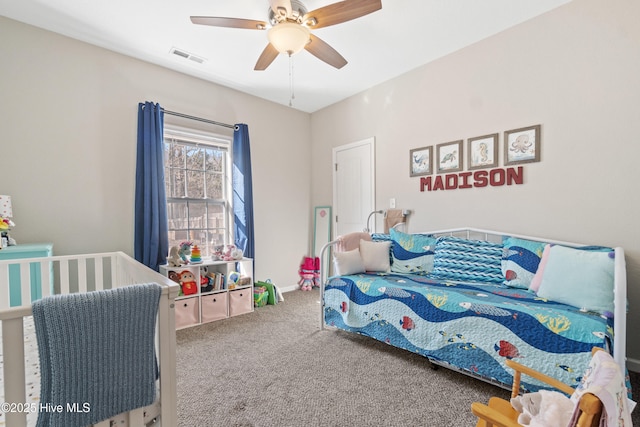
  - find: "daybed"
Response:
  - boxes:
[0,252,180,427]
[319,228,627,393]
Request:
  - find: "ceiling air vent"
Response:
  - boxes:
[170,47,206,64]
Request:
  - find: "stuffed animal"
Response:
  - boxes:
[178,241,193,264]
[219,244,243,261]
[167,246,184,267]
[230,246,244,260]
[510,390,574,427]
[200,274,213,293]
[298,272,315,291]
[178,270,198,295]
[211,245,224,261]
[211,244,243,261]
[298,256,320,291]
[167,270,180,283]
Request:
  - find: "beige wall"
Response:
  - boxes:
[1,0,639,365]
[0,16,311,290]
[311,0,640,365]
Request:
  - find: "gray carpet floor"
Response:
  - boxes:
[176,289,639,427]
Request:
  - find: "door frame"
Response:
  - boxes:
[332,137,376,239]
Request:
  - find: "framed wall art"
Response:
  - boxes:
[468,133,498,170]
[409,146,433,177]
[504,125,541,165]
[436,140,463,173]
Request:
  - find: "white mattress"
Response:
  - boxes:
[0,316,40,426]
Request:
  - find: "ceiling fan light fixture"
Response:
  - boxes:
[267,22,310,55]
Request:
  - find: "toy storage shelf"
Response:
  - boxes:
[160,258,253,329]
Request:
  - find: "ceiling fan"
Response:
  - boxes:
[190,0,382,71]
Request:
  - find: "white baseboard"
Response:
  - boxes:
[627,357,640,373]
[280,285,300,293]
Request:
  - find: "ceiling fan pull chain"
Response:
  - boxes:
[289,53,295,107]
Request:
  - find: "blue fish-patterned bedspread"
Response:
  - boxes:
[324,273,613,392]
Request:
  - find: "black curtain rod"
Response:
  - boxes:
[162,108,236,130]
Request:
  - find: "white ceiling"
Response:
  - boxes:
[0,0,570,113]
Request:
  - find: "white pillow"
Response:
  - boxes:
[333,248,366,276]
[359,239,391,272]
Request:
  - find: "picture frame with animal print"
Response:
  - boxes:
[504,125,541,165]
[468,133,499,170]
[409,146,433,177]
[436,140,463,174]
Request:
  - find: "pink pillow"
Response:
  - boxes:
[529,244,551,293]
[338,232,372,252]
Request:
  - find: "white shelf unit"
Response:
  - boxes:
[160,258,254,329]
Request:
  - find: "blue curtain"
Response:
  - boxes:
[134,102,168,271]
[232,124,255,260]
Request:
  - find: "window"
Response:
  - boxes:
[163,126,232,257]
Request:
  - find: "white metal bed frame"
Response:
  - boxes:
[0,251,180,427]
[319,227,628,376]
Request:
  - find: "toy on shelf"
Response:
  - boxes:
[212,244,244,261]
[178,241,193,264]
[167,270,180,284]
[166,269,198,296]
[178,270,198,296]
[228,271,241,290]
[190,245,202,263]
[200,272,213,293]
[167,246,183,267]
[167,241,194,266]
[298,256,320,291]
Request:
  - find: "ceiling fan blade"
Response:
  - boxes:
[190,16,268,30]
[254,43,280,71]
[303,0,382,29]
[304,34,347,69]
[268,0,293,18]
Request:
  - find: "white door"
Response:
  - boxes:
[332,138,375,238]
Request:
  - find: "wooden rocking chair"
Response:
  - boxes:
[471,348,605,427]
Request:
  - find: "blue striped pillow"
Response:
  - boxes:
[501,236,547,289]
[389,229,437,275]
[431,236,504,284]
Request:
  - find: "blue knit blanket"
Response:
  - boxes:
[32,283,162,427]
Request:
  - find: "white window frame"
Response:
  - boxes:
[163,125,233,256]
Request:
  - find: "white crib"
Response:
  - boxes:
[0,251,180,427]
